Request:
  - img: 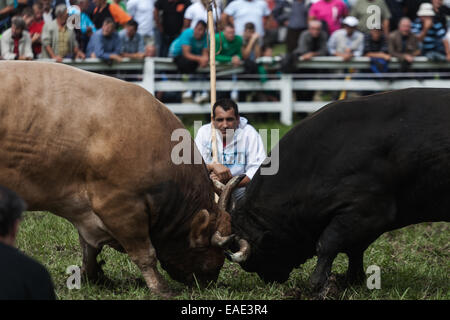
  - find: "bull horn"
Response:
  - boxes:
[211,231,235,248]
[227,238,250,263]
[218,174,247,211]
[212,179,225,196]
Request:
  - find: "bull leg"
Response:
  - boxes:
[310,223,341,293]
[346,248,366,284]
[311,197,396,296]
[78,232,105,283]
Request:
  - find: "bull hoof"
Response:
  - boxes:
[315,275,339,300]
[151,286,178,299]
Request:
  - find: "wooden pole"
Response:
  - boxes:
[203,0,219,164]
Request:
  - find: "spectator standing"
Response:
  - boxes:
[154,0,191,57]
[0,0,14,33]
[28,1,45,58]
[70,0,97,53]
[1,16,33,60]
[327,15,364,60]
[0,185,56,300]
[41,4,85,61]
[388,17,420,71]
[432,0,450,29]
[86,17,122,61]
[41,0,55,24]
[222,0,271,38]
[119,19,145,59]
[350,0,392,37]
[308,0,348,35]
[91,0,131,30]
[412,2,447,62]
[107,0,126,11]
[184,0,222,30]
[294,19,328,60]
[277,0,309,53]
[364,27,390,73]
[126,0,156,57]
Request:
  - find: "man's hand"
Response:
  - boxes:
[199,55,209,68]
[231,55,241,67]
[109,54,123,62]
[404,53,414,63]
[301,52,315,61]
[207,163,232,183]
[53,55,63,63]
[76,51,86,60]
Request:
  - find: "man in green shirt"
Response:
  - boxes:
[215,24,243,67]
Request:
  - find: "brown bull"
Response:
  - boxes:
[0,61,237,297]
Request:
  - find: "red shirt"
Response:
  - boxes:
[29,20,44,56]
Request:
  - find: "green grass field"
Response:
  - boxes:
[15,117,450,300]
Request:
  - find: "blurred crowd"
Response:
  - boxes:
[1,0,450,75]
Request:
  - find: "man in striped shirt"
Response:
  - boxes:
[411,2,447,62]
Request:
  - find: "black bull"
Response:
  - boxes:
[227,88,450,292]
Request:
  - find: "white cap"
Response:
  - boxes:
[417,3,435,17]
[343,16,359,28]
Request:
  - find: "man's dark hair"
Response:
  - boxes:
[126,19,138,29]
[213,99,239,119]
[103,17,115,26]
[11,16,26,30]
[244,22,255,31]
[195,20,207,29]
[0,186,26,237]
[21,7,34,18]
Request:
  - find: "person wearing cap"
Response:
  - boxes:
[411,2,448,62]
[308,0,348,35]
[327,16,364,61]
[0,185,56,300]
[350,0,392,38]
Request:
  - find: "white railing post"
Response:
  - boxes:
[280,74,293,126]
[142,57,155,95]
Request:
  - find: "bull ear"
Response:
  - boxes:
[189,209,211,248]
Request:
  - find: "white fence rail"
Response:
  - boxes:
[45,57,450,125]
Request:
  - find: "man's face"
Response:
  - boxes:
[33,6,43,20]
[57,12,68,25]
[102,22,115,36]
[370,29,382,40]
[224,26,235,42]
[213,106,239,141]
[126,25,137,38]
[41,0,51,10]
[194,23,206,40]
[243,28,254,41]
[309,23,321,37]
[345,25,355,36]
[11,25,23,38]
[23,15,34,28]
[399,20,411,35]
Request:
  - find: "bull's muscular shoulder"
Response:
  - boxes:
[0,61,186,187]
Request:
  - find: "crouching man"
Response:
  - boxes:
[194,99,266,201]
